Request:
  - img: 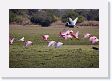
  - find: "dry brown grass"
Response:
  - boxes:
[77,21,99,26]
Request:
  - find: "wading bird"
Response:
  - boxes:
[48,41,56,47]
[60,30,79,40]
[70,31,79,39]
[55,42,63,48]
[48,41,63,48]
[84,33,91,38]
[9,36,15,45]
[24,41,33,47]
[19,37,24,42]
[89,36,99,44]
[18,37,33,47]
[84,33,99,44]
[42,35,49,41]
[65,17,78,28]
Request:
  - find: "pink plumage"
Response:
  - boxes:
[42,35,49,41]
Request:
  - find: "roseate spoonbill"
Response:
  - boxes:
[70,31,79,39]
[24,41,33,47]
[89,36,99,44]
[42,35,49,41]
[84,33,91,38]
[9,37,15,45]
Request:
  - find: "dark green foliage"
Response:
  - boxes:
[30,10,57,26]
[9,9,99,26]
[9,10,18,23]
[61,10,79,23]
[74,9,99,21]
[77,16,86,23]
[87,10,99,21]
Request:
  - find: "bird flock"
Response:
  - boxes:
[9,17,99,48]
[9,30,99,48]
[84,33,99,44]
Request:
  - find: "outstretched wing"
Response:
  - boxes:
[68,17,73,22]
[73,17,78,25]
[19,37,24,41]
[75,31,79,38]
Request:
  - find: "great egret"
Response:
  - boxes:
[48,41,63,48]
[19,37,24,42]
[48,41,56,47]
[65,17,78,28]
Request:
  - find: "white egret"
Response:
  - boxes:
[19,37,24,42]
[55,42,63,48]
[65,17,78,28]
[48,41,56,47]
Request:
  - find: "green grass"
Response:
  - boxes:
[9,25,99,68]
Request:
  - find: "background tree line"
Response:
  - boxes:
[9,9,99,26]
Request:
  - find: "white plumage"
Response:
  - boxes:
[9,37,15,45]
[19,37,24,42]
[66,17,78,27]
[84,33,91,38]
[48,41,56,47]
[55,42,63,48]
[24,41,33,47]
[48,41,63,48]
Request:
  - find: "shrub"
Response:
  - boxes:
[61,10,79,23]
[77,16,86,23]
[30,10,57,27]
